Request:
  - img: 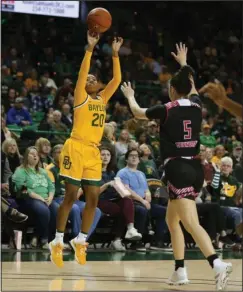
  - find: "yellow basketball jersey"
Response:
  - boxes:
[71,95,106,145]
[70,49,121,145]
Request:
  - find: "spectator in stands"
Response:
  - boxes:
[1,151,13,198]
[4,88,17,112]
[138,144,159,179]
[46,144,101,241]
[101,123,115,149]
[98,146,142,251]
[42,71,57,90]
[31,86,53,113]
[117,149,167,251]
[211,145,226,168]
[200,144,214,184]
[115,129,130,159]
[117,140,139,170]
[51,110,69,143]
[211,156,242,237]
[6,97,32,127]
[1,117,18,142]
[61,103,73,129]
[24,69,39,91]
[135,129,148,145]
[146,121,160,158]
[2,197,28,223]
[200,124,217,148]
[2,138,22,173]
[35,138,52,168]
[231,141,242,168]
[12,146,59,248]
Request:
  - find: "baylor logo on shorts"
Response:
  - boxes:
[63,156,72,169]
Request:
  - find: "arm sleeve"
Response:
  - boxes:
[145,105,167,122]
[7,109,18,125]
[189,94,202,107]
[74,50,92,108]
[99,57,121,104]
[12,168,26,191]
[211,171,221,189]
[116,170,130,186]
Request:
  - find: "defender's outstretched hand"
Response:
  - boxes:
[87,31,100,48]
[171,42,188,66]
[121,82,134,99]
[112,37,123,52]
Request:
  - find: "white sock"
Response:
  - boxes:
[213,258,224,272]
[75,232,87,244]
[127,223,134,230]
[54,231,64,244]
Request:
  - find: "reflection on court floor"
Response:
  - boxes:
[2,251,242,291]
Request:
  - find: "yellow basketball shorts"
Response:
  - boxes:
[59,138,102,187]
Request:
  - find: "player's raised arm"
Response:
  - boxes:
[74,32,100,107]
[121,82,148,120]
[100,37,123,103]
[199,83,243,120]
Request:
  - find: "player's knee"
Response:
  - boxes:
[85,188,100,208]
[63,191,77,206]
[166,218,180,232]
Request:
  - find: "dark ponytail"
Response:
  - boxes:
[170,65,195,95]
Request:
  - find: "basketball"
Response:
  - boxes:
[87,8,112,33]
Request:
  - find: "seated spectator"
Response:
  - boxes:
[2,197,28,223]
[196,182,235,248]
[117,140,138,170]
[31,86,53,113]
[231,141,242,168]
[35,137,52,168]
[115,129,130,160]
[2,138,22,173]
[146,121,160,159]
[211,156,242,237]
[12,147,59,248]
[200,144,214,184]
[117,149,167,251]
[46,144,101,241]
[200,124,217,148]
[211,145,225,168]
[51,110,69,143]
[1,117,18,142]
[24,69,38,91]
[6,97,32,127]
[1,151,13,198]
[61,103,73,129]
[98,146,142,251]
[138,144,159,179]
[42,71,57,90]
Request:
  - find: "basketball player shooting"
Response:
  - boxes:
[49,31,123,268]
[121,43,232,291]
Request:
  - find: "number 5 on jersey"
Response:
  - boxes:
[183,120,192,140]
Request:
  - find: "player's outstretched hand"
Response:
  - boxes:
[171,42,188,66]
[112,37,123,52]
[121,81,134,99]
[87,30,100,48]
[199,82,227,107]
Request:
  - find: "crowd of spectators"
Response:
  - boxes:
[1,2,242,251]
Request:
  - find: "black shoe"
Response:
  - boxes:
[8,208,28,223]
[220,236,235,248]
[130,242,146,252]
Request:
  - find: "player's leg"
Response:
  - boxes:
[166,199,189,285]
[49,139,83,267]
[172,159,232,290]
[69,184,100,265]
[69,145,102,265]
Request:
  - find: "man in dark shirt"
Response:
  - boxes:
[121,43,232,290]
